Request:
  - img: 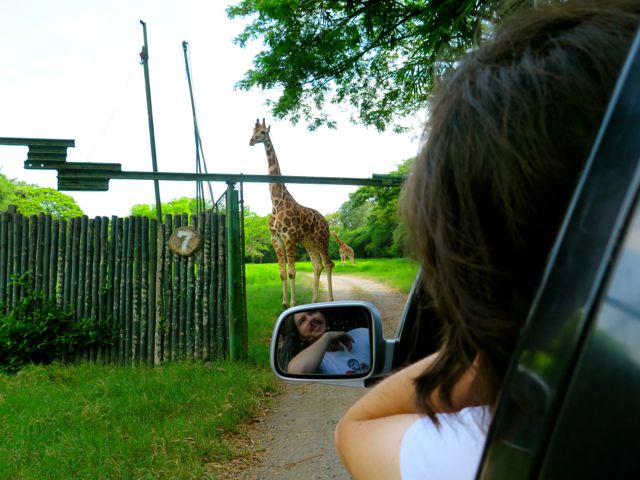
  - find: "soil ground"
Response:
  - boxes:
[210,273,409,479]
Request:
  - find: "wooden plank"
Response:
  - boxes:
[0,137,75,147]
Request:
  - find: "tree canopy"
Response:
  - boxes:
[227,0,512,131]
[332,157,412,258]
[129,197,212,219]
[0,173,84,220]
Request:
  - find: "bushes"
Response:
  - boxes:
[0,284,110,374]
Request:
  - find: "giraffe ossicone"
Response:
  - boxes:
[249,118,334,307]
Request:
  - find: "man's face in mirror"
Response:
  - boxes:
[293,310,327,341]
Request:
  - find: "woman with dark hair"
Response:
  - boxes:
[277,309,370,375]
[334,1,640,479]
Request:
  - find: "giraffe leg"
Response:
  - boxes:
[271,236,288,307]
[321,253,334,302]
[308,251,323,303]
[285,241,297,307]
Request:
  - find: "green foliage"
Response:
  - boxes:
[0,278,110,374]
[129,196,213,219]
[243,207,274,263]
[227,0,509,131]
[334,158,413,258]
[0,172,83,219]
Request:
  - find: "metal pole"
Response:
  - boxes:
[140,20,163,224]
[182,41,214,207]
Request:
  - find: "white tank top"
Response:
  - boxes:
[400,406,490,479]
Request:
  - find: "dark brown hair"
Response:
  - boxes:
[402,0,640,419]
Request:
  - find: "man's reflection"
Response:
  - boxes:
[278,309,371,375]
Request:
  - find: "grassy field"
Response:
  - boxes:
[0,258,417,479]
[294,257,420,293]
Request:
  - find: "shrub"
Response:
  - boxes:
[0,285,110,374]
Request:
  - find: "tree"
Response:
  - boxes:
[335,158,412,257]
[243,208,273,263]
[227,0,510,131]
[0,173,84,219]
[129,197,212,219]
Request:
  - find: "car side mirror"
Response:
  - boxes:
[270,301,397,387]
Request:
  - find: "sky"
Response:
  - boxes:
[0,0,422,218]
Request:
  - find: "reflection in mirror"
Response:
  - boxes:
[276,306,372,377]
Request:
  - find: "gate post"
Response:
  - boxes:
[225,182,247,360]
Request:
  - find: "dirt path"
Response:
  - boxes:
[214,273,408,479]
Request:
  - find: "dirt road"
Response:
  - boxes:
[214,273,409,479]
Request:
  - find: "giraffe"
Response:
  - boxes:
[249,118,334,307]
[333,232,356,266]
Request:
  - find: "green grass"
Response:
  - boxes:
[295,257,420,293]
[0,258,417,479]
[0,362,276,479]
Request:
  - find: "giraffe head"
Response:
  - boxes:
[249,118,270,146]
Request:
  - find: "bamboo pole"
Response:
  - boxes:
[216,213,226,359]
[90,217,101,361]
[148,218,157,363]
[97,217,108,364]
[107,216,118,363]
[42,214,51,297]
[56,220,66,307]
[194,212,205,359]
[77,216,87,321]
[12,212,23,308]
[164,214,174,361]
[132,216,142,364]
[84,219,94,326]
[186,214,195,359]
[124,217,134,364]
[202,211,211,361]
[114,217,125,364]
[48,219,59,300]
[19,217,27,297]
[0,213,7,309]
[179,213,188,358]
[171,214,181,360]
[6,212,14,309]
[34,214,45,294]
[154,222,164,365]
[65,217,73,307]
[27,215,37,292]
[140,216,149,363]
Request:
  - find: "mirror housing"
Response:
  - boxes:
[270,301,398,387]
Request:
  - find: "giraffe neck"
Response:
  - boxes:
[263,136,289,206]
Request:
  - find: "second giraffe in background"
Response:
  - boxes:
[249,118,334,307]
[334,232,355,266]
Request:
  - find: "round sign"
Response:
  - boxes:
[168,226,203,256]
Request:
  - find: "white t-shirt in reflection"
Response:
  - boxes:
[318,327,370,375]
[400,406,490,479]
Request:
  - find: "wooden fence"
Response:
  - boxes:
[0,205,243,365]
